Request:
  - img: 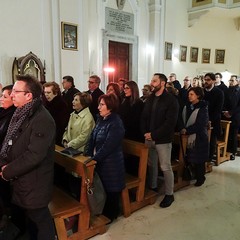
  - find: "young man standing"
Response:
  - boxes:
[141,73,179,208]
[0,75,56,240]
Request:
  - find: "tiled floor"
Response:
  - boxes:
[91,158,240,240]
[1,158,240,240]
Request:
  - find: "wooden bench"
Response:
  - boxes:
[50,145,110,240]
[121,139,158,217]
[215,120,231,165]
[49,187,85,240]
[172,133,190,191]
[237,133,240,154]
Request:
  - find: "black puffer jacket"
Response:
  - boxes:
[86,113,125,192]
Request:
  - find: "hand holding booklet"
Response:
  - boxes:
[60,147,83,157]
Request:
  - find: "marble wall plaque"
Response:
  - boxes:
[105,7,134,35]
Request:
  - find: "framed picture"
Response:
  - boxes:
[180,45,187,62]
[190,47,199,63]
[215,49,225,64]
[192,0,212,7]
[61,22,78,50]
[165,42,172,60]
[202,48,211,63]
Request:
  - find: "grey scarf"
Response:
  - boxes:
[182,106,200,149]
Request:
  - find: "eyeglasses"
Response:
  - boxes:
[124,87,130,90]
[88,81,95,84]
[204,78,212,81]
[183,79,190,81]
[12,89,29,94]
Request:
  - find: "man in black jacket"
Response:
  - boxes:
[62,75,80,114]
[86,75,104,121]
[223,75,240,160]
[203,73,224,162]
[141,73,179,208]
[0,75,56,240]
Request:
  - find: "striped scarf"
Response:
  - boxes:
[0,98,38,161]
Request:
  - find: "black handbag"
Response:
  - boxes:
[180,135,195,181]
[84,159,106,216]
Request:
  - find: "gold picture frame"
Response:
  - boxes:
[202,48,211,63]
[61,22,78,51]
[192,0,212,7]
[190,47,199,63]
[165,42,173,60]
[180,45,187,62]
[215,49,225,64]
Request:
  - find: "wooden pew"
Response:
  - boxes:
[172,133,190,191]
[121,139,158,217]
[215,120,231,165]
[50,145,110,240]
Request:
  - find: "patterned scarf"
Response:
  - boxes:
[0,98,38,160]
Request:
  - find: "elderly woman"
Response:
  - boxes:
[43,82,69,146]
[63,92,95,152]
[86,94,125,222]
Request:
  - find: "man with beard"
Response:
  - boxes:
[141,73,179,208]
[203,73,224,162]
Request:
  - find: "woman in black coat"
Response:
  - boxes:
[180,87,209,186]
[86,94,125,222]
[0,85,16,216]
[119,81,144,142]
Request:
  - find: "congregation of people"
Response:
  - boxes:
[0,71,240,239]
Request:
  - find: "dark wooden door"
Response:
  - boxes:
[108,41,129,83]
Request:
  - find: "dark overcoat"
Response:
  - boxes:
[1,100,56,209]
[86,113,125,192]
[0,105,16,148]
[182,101,209,164]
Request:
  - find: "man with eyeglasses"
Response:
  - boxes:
[223,75,240,160]
[86,75,104,121]
[169,73,181,90]
[0,75,56,239]
[179,76,192,107]
[203,72,224,163]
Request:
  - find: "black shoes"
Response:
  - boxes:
[230,154,235,160]
[159,195,174,208]
[194,176,206,187]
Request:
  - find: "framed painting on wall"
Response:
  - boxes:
[192,0,212,7]
[165,42,173,60]
[215,49,225,64]
[180,45,187,62]
[202,48,211,63]
[190,47,199,63]
[61,22,78,50]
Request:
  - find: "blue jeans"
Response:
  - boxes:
[147,141,174,195]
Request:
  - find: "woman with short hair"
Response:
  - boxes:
[86,94,125,222]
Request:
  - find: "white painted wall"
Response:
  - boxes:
[164,0,240,84]
[0,0,239,91]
